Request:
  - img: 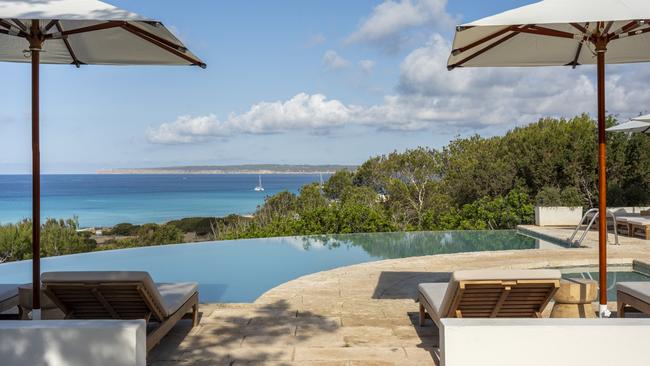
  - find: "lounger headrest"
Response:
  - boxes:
[42,271,155,284]
[451,269,562,282]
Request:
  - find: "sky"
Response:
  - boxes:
[1,0,650,173]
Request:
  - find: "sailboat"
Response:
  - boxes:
[319,173,324,188]
[254,175,265,192]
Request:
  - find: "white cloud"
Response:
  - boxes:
[323,50,350,70]
[359,59,376,74]
[147,93,358,144]
[395,34,650,128]
[346,0,454,48]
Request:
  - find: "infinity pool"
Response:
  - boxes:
[0,230,560,303]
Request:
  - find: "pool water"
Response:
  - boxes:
[562,268,650,301]
[0,230,557,303]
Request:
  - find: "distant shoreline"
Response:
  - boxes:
[97,171,341,175]
[98,164,356,175]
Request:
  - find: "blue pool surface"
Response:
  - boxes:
[563,269,650,301]
[0,230,555,303]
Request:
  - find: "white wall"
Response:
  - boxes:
[0,320,146,366]
[534,206,582,226]
[440,318,650,366]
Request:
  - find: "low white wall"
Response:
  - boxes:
[0,320,146,366]
[534,206,582,226]
[440,318,650,366]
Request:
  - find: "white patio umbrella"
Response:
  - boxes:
[0,0,205,317]
[448,0,650,317]
[607,116,650,133]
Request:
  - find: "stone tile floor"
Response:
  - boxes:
[149,233,650,366]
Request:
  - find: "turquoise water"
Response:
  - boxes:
[563,269,650,301]
[0,230,551,303]
[0,174,324,227]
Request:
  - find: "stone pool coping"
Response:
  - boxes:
[150,245,650,365]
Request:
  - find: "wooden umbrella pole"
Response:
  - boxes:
[596,39,608,316]
[29,20,42,314]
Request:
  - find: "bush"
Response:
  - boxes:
[0,218,96,263]
[536,186,583,207]
[108,223,140,236]
[167,217,215,236]
[535,187,562,206]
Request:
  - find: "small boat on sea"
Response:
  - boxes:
[254,175,265,192]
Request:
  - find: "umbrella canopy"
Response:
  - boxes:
[0,0,205,67]
[0,0,205,317]
[607,119,650,133]
[448,0,650,317]
[448,0,650,69]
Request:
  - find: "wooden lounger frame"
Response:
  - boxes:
[617,290,650,318]
[0,292,20,320]
[419,279,560,326]
[615,220,650,240]
[43,281,199,352]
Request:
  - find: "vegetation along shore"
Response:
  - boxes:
[2,114,650,264]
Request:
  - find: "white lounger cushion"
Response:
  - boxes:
[42,271,198,318]
[418,283,449,315]
[0,284,20,302]
[157,282,199,316]
[625,218,650,225]
[617,282,650,305]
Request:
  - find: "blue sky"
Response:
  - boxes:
[1,0,648,173]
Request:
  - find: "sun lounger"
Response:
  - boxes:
[418,269,561,327]
[625,218,650,239]
[617,282,650,318]
[41,271,199,352]
[0,284,22,319]
[615,216,632,236]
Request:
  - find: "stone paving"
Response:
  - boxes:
[149,231,650,366]
[518,224,650,248]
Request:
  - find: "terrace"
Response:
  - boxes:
[145,241,650,365]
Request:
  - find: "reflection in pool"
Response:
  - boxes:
[562,267,650,301]
[0,230,557,303]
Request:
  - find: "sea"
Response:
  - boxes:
[0,174,326,227]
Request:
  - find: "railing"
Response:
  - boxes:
[568,208,619,247]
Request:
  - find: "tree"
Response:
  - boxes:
[296,183,328,213]
[383,148,443,229]
[323,170,354,200]
[441,135,516,205]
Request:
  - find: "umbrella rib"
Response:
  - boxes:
[55,21,82,68]
[44,20,58,32]
[567,41,584,69]
[123,22,187,52]
[0,28,25,38]
[10,19,26,32]
[517,25,577,40]
[0,18,27,37]
[451,25,517,55]
[610,26,650,41]
[120,24,206,68]
[47,21,124,38]
[449,25,528,70]
[607,20,643,40]
[570,23,587,34]
[603,21,614,35]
